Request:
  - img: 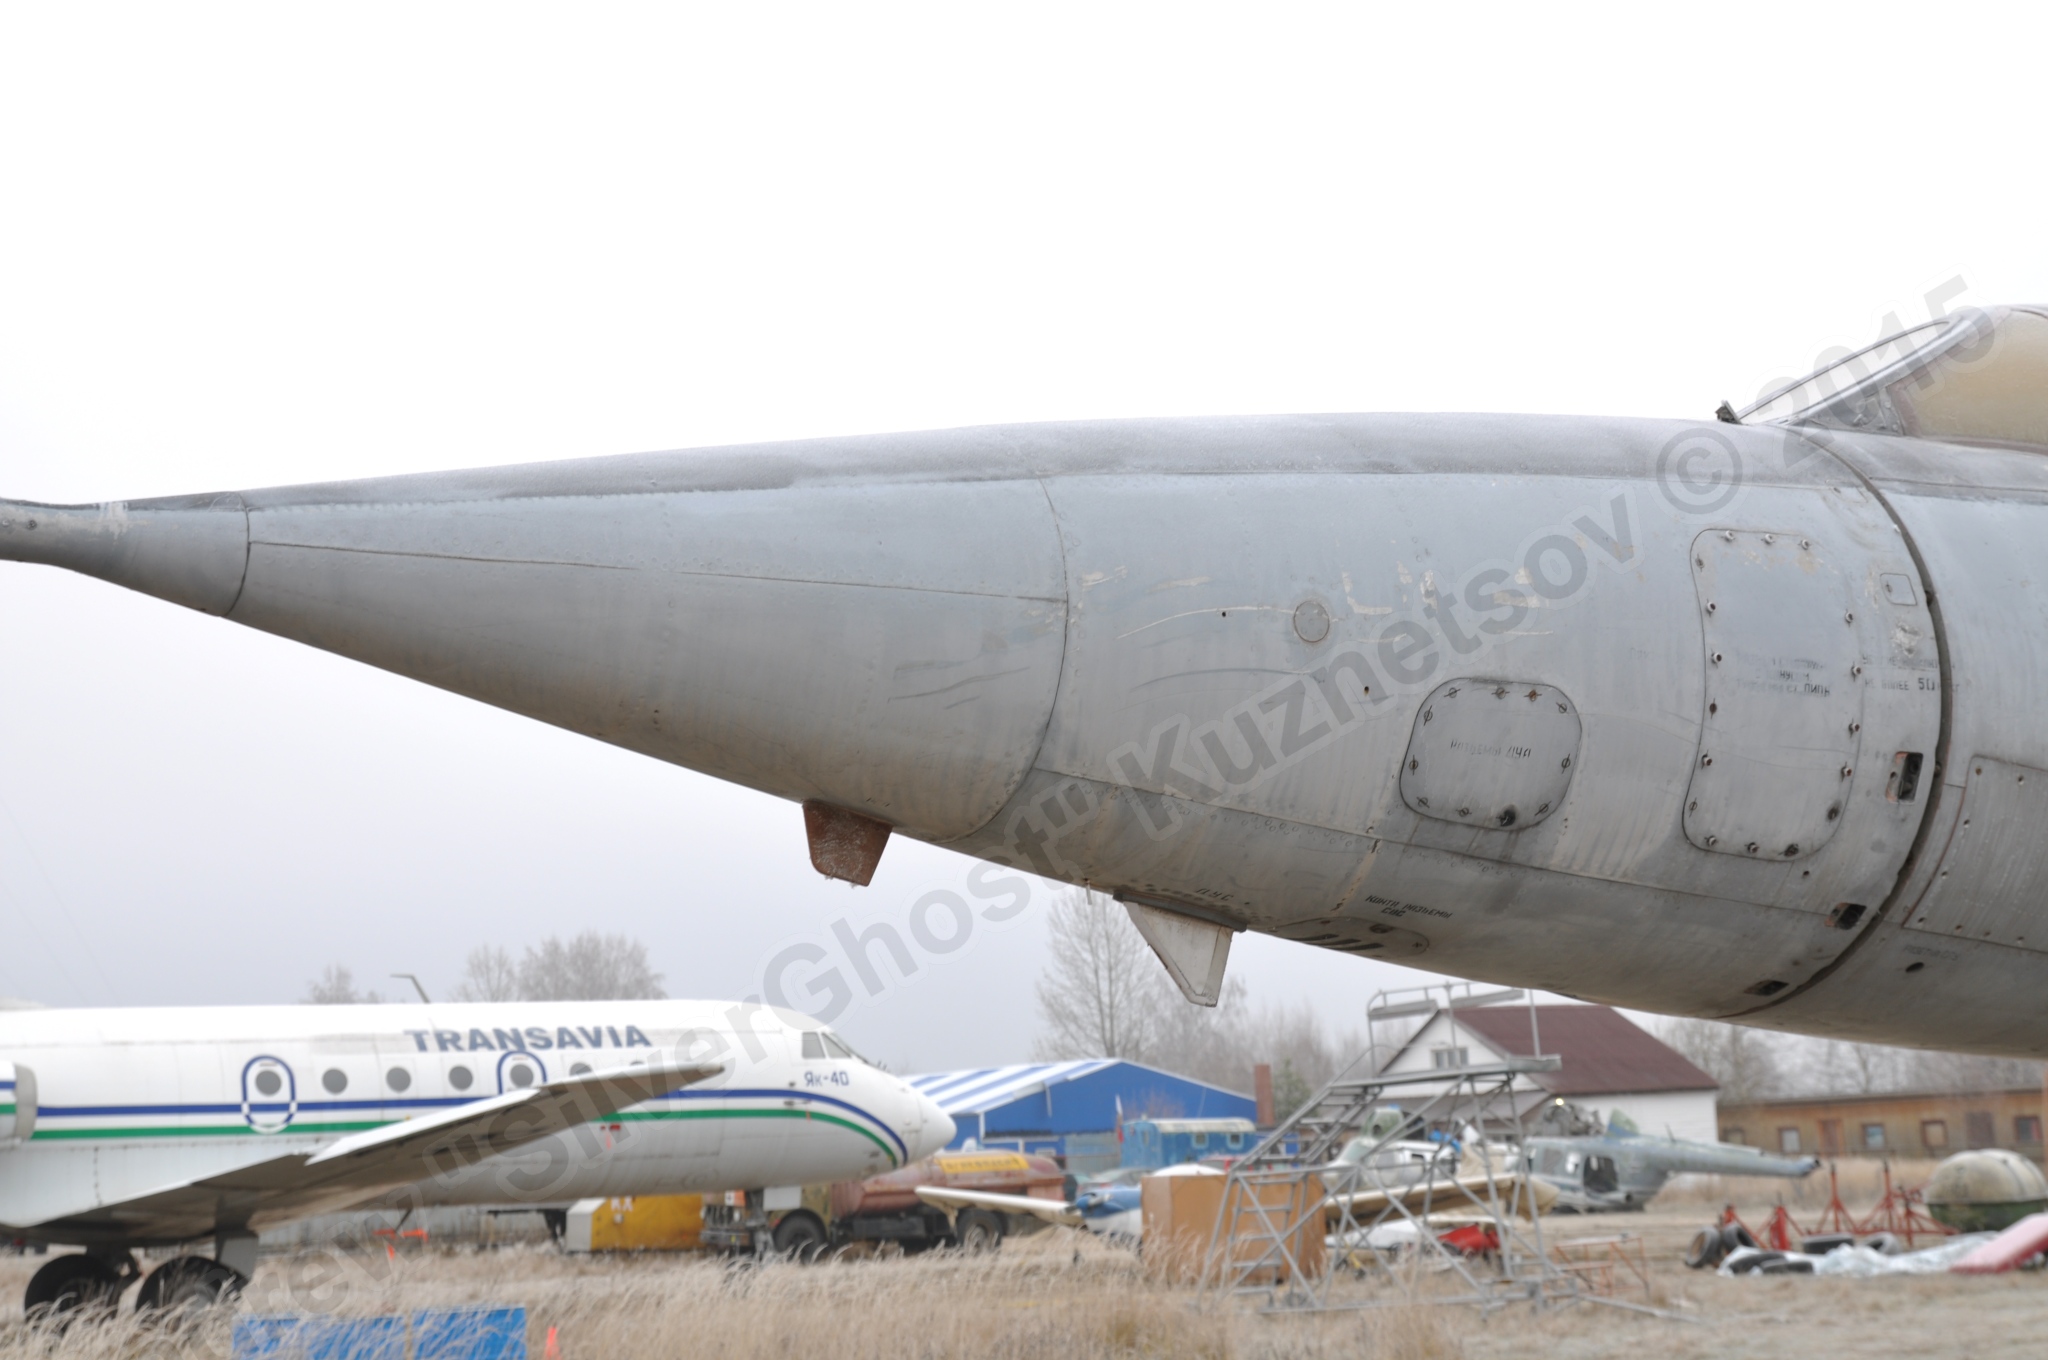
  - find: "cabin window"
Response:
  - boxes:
[1922,1119,1948,1149]
[801,1033,828,1060]
[1862,1123,1886,1150]
[253,1069,283,1098]
[821,1033,857,1060]
[569,1062,592,1076]
[386,1068,411,1092]
[507,1062,536,1089]
[1430,1047,1469,1071]
[2018,1116,2043,1145]
[1193,1131,1209,1147]
[449,1065,474,1091]
[1722,1127,1746,1145]
[322,1069,348,1095]
[1778,1127,1800,1154]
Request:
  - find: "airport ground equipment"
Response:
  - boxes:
[22,307,2048,1056]
[564,1195,705,1253]
[1201,982,1578,1314]
[1688,1162,1955,1267]
[702,1150,1067,1258]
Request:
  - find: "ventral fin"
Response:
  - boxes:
[1118,893,1240,1007]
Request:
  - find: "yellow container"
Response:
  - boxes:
[574,1194,706,1252]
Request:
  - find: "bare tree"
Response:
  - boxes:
[1656,1016,1786,1103]
[303,964,380,1005]
[516,932,665,1001]
[1032,890,1366,1108]
[1033,889,1168,1062]
[451,945,521,1002]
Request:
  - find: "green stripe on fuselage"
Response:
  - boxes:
[28,1107,899,1165]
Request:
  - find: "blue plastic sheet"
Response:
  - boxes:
[233,1305,526,1360]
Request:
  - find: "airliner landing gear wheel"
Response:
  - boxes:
[771,1214,828,1263]
[23,1253,126,1321]
[136,1256,247,1312]
[955,1209,1003,1254]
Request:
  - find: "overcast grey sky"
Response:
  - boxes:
[0,5,2042,1073]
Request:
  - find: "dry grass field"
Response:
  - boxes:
[0,1174,2041,1360]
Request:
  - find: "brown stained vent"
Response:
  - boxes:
[802,800,893,886]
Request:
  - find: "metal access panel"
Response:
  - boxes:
[1398,679,1581,830]
[1683,530,1863,859]
[1907,757,2048,952]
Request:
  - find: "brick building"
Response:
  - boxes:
[1716,1087,2045,1159]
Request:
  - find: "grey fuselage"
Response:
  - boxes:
[3,412,2042,1053]
[1523,1131,1819,1212]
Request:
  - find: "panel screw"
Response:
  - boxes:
[1850,665,1862,678]
[1457,807,1471,817]
[1535,802,1550,815]
[1408,758,1419,771]
[1688,800,1698,812]
[1845,612,1855,625]
[1711,652,1723,664]
[1762,534,1775,544]
[1706,601,1718,614]
[1560,755,1572,769]
[1784,844,1799,856]
[1746,842,1760,854]
[1423,708,1433,724]
[1849,721,1860,734]
[1800,539,1810,549]
[1706,835,1719,846]
[1722,531,1735,541]
[1701,754,1713,767]
[1840,764,1853,779]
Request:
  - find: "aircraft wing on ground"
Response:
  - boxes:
[915,1184,1083,1226]
[31,1059,724,1247]
[1327,1170,1559,1222]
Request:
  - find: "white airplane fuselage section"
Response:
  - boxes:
[0,1001,948,1244]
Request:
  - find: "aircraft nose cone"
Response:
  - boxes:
[910,1090,956,1161]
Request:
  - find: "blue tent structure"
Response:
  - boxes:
[907,1060,1257,1173]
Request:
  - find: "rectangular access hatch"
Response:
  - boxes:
[1683,530,1863,860]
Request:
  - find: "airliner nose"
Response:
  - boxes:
[909,1089,956,1161]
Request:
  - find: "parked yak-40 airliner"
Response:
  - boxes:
[0,1001,953,1317]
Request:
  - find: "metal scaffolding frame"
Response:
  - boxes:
[1198,980,1663,1316]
